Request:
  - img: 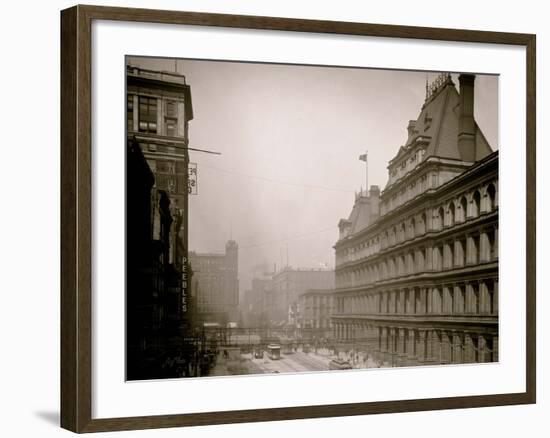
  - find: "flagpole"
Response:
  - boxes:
[365,151,368,195]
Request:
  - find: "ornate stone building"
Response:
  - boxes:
[332,73,498,367]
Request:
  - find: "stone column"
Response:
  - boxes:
[479,280,489,314]
[389,328,397,366]
[466,234,474,265]
[493,280,499,316]
[479,335,490,363]
[425,244,433,271]
[443,242,451,269]
[156,97,163,135]
[417,330,427,363]
[480,230,490,262]
[452,333,463,364]
[426,330,439,364]
[398,328,408,366]
[406,329,417,365]
[452,284,461,314]
[131,94,138,131]
[380,327,388,364]
[420,288,428,314]
[374,326,383,362]
[440,331,451,364]
[453,240,461,267]
[406,289,413,315]
[465,333,476,363]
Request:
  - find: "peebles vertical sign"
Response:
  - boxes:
[182,256,188,313]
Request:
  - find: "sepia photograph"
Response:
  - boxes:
[125,56,499,381]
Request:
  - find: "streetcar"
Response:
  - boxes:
[328,359,353,370]
[267,344,281,360]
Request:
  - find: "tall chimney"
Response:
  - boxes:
[369,185,380,222]
[457,74,476,162]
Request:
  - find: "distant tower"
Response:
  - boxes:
[225,240,238,273]
[225,240,239,313]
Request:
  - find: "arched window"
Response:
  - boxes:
[409,251,415,273]
[471,234,480,264]
[399,223,406,242]
[471,283,480,314]
[421,212,427,234]
[410,217,416,238]
[460,196,468,222]
[472,190,481,217]
[438,206,445,229]
[487,280,497,315]
[415,249,426,272]
[487,183,497,212]
[487,228,497,260]
[448,202,456,226]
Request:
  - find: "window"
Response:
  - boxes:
[487,229,497,260]
[420,212,427,234]
[471,284,480,314]
[487,281,497,315]
[165,117,177,137]
[458,238,467,266]
[460,196,468,221]
[165,100,177,117]
[487,183,497,211]
[472,190,481,217]
[127,94,134,131]
[437,206,445,229]
[165,100,178,137]
[138,96,158,133]
[471,234,480,264]
[448,202,456,226]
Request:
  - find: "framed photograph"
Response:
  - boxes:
[60,4,536,433]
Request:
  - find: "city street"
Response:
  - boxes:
[249,351,331,373]
[240,348,380,375]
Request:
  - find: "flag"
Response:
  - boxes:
[359,153,368,162]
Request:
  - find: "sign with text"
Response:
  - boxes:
[188,162,198,195]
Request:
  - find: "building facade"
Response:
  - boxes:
[332,73,499,367]
[126,65,196,379]
[127,65,194,210]
[126,141,190,379]
[242,277,273,328]
[269,268,335,326]
[189,240,239,326]
[297,289,335,339]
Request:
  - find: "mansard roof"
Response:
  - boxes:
[346,195,373,235]
[389,79,493,168]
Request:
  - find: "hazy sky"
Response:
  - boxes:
[128,56,498,293]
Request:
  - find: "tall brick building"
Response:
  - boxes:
[332,73,498,367]
[189,240,240,326]
[126,64,195,379]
